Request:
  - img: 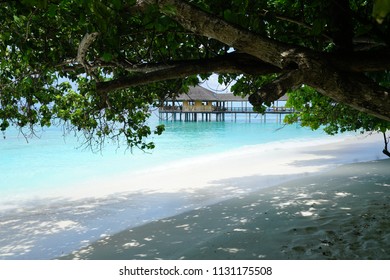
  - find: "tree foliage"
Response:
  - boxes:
[0,0,389,150]
[284,84,390,135]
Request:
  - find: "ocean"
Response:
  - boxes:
[0,112,345,259]
[0,112,328,202]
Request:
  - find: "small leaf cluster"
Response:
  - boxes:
[284,85,390,135]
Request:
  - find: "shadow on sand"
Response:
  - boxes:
[60,159,390,260]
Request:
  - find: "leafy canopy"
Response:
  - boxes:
[0,0,389,150]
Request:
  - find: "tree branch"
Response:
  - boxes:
[302,61,390,121]
[383,132,390,157]
[260,11,333,41]
[58,59,176,74]
[58,48,390,74]
[114,0,390,121]
[77,32,100,80]
[144,0,390,121]
[248,70,304,107]
[77,32,99,66]
[140,0,291,68]
[96,53,280,93]
[249,61,390,121]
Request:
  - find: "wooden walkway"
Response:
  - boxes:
[159,86,293,122]
[158,106,295,122]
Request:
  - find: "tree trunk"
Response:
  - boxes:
[383,132,390,157]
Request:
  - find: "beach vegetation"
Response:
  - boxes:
[284,84,390,157]
[0,0,389,151]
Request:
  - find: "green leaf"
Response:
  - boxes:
[373,0,390,23]
[102,52,113,62]
[111,0,122,10]
[48,4,58,17]
[311,18,326,35]
[161,4,177,16]
[21,0,48,9]
[223,9,234,22]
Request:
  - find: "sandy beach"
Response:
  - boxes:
[58,133,390,260]
[1,132,389,259]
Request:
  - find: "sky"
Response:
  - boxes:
[199,74,234,93]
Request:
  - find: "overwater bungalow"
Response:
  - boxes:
[159,86,294,122]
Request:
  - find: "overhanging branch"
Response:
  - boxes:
[59,48,390,74]
[96,0,390,121]
[96,53,280,93]
[303,63,390,121]
[248,70,304,107]
[140,0,291,68]
[77,32,100,80]
[77,32,99,66]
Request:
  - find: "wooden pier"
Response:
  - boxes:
[158,86,294,122]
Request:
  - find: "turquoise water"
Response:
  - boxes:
[0,113,329,202]
[0,113,356,259]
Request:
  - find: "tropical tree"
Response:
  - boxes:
[0,0,389,151]
[284,84,390,156]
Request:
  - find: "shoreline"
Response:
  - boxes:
[24,132,388,200]
[62,158,390,260]
[0,132,388,259]
[0,132,384,205]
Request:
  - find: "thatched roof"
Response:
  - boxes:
[169,86,288,102]
[174,86,220,101]
[216,93,249,101]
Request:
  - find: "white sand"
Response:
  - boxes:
[58,133,390,260]
[55,132,387,200]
